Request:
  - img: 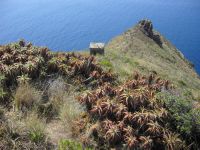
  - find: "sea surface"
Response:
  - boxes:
[0,0,200,74]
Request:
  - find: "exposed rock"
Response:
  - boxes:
[138,19,162,47]
[18,39,26,47]
[138,19,154,37]
[153,34,162,47]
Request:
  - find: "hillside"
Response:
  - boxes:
[97,20,200,99]
[0,20,200,149]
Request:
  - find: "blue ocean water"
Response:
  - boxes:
[0,0,200,74]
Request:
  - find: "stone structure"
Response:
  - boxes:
[90,42,105,55]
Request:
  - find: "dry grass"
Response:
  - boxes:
[59,95,85,128]
[14,83,42,111]
[44,94,84,145]
[25,112,46,143]
[0,108,48,149]
[44,78,85,144]
[48,77,67,113]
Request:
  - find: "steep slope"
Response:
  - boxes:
[99,20,200,99]
[0,39,200,149]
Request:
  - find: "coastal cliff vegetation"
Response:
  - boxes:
[0,20,200,149]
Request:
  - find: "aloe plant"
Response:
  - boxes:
[0,41,191,149]
[77,72,186,149]
[138,136,153,149]
[105,124,122,145]
[48,57,59,72]
[163,131,185,150]
[15,54,27,62]
[146,121,163,136]
[17,74,31,84]
[124,135,139,149]
[114,103,128,120]
[39,47,49,58]
[24,61,37,74]
[1,53,13,64]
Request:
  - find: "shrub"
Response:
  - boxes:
[14,83,42,111]
[158,92,200,148]
[58,139,93,150]
[178,80,187,86]
[99,59,113,69]
[25,112,46,143]
[190,108,200,146]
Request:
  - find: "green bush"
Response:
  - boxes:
[58,139,93,150]
[99,59,113,69]
[178,80,187,86]
[158,92,200,148]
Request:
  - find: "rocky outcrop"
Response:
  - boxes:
[138,19,163,47]
[138,19,154,37]
[105,19,200,99]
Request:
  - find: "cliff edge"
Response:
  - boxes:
[98,20,200,99]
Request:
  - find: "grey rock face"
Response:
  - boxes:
[138,19,154,37]
[138,19,162,47]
